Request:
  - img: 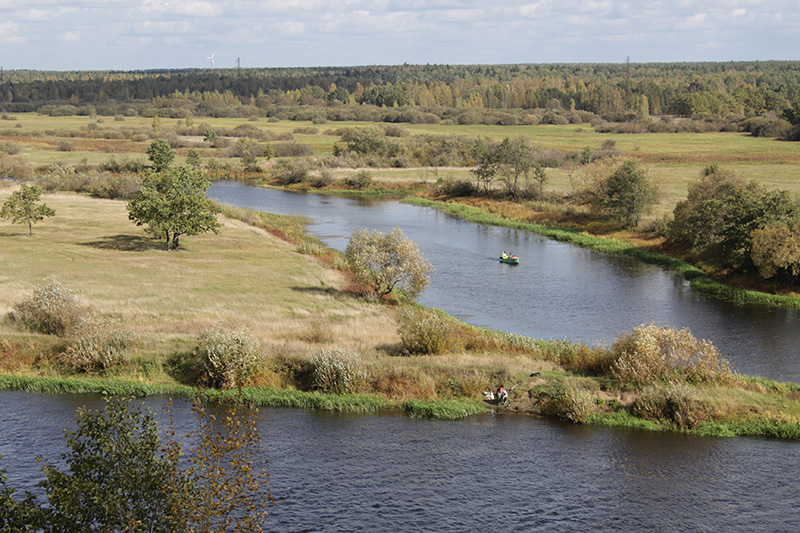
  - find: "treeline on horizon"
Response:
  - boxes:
[2,61,800,133]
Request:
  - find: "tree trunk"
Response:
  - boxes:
[28,221,33,237]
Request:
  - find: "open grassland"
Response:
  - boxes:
[2,184,800,437]
[2,113,799,217]
[0,186,396,368]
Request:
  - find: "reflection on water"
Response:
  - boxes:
[209,182,800,382]
[2,392,799,531]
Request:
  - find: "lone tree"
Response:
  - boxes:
[146,139,175,172]
[602,159,659,227]
[1,184,55,236]
[345,226,434,300]
[127,166,220,250]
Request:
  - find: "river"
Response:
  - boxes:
[207,181,800,383]
[2,392,799,531]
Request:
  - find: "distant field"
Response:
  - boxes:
[1,112,798,215]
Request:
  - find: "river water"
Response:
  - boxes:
[208,181,800,383]
[2,392,799,531]
[2,183,800,530]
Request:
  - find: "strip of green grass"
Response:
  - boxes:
[404,197,800,308]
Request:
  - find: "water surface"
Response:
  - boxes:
[209,182,800,382]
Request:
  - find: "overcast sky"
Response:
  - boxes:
[0,0,797,71]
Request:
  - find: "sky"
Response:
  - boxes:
[0,0,798,71]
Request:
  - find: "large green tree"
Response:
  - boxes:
[669,165,800,270]
[345,226,434,300]
[1,184,55,236]
[127,167,220,250]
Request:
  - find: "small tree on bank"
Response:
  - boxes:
[602,159,659,227]
[1,183,55,236]
[127,167,220,250]
[345,226,435,300]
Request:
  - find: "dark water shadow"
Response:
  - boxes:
[80,234,165,252]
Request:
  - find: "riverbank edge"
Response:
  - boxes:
[403,196,800,309]
[0,375,486,421]
[3,374,800,440]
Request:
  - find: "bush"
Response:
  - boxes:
[309,349,366,394]
[633,383,705,428]
[435,178,476,197]
[197,327,263,389]
[536,383,596,423]
[609,323,734,386]
[11,277,85,337]
[62,318,137,373]
[345,170,372,190]
[396,308,455,355]
[274,160,309,185]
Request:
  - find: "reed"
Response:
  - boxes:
[401,398,486,420]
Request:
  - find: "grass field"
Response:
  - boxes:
[2,113,799,218]
[0,186,396,366]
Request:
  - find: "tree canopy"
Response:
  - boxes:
[127,166,220,250]
[0,183,55,236]
[345,226,434,300]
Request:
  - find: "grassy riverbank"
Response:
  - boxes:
[1,185,800,439]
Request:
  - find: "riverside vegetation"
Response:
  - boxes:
[2,182,800,440]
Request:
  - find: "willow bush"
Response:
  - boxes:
[309,349,366,394]
[197,327,263,389]
[11,277,85,337]
[609,323,735,386]
[395,307,455,355]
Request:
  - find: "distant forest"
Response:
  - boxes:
[2,62,800,135]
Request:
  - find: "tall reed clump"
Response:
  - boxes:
[11,277,85,337]
[396,307,455,355]
[197,326,263,389]
[309,349,366,394]
[608,323,735,387]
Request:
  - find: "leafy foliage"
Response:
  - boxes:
[1,396,272,531]
[668,165,800,270]
[126,166,221,250]
[601,159,659,227]
[345,226,434,300]
[146,139,175,172]
[39,397,188,532]
[0,184,55,236]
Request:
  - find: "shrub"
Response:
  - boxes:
[309,349,366,394]
[0,154,34,180]
[345,170,372,190]
[609,323,734,386]
[0,141,21,155]
[435,178,476,197]
[58,140,75,152]
[11,277,85,337]
[274,160,309,185]
[197,327,263,389]
[632,383,705,428]
[536,383,596,423]
[62,318,137,373]
[396,308,455,355]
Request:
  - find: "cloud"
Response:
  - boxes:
[134,20,191,34]
[60,30,81,42]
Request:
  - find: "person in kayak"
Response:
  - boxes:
[501,252,508,259]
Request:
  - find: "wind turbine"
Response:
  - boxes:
[206,53,215,68]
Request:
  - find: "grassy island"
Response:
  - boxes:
[2,186,800,440]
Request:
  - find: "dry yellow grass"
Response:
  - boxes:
[0,187,397,357]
